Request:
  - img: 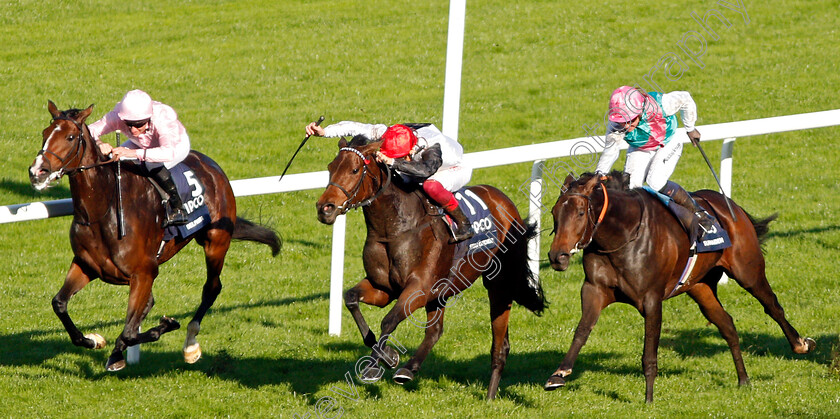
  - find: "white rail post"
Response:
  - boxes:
[441,0,466,141]
[718,137,736,284]
[527,160,545,281]
[328,214,347,336]
[127,326,140,364]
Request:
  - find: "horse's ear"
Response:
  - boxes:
[338,137,348,148]
[581,172,601,194]
[562,173,575,191]
[47,100,61,119]
[76,104,94,123]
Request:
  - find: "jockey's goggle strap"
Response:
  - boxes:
[339,147,370,165]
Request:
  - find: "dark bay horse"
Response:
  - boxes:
[28,101,281,371]
[545,171,814,402]
[316,137,546,399]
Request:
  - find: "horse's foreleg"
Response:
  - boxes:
[107,275,179,371]
[357,284,428,382]
[545,281,612,391]
[641,296,663,404]
[687,282,750,386]
[52,261,103,349]
[345,279,391,348]
[393,302,446,385]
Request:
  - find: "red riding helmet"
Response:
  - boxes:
[379,124,417,158]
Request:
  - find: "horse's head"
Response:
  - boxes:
[316,138,387,225]
[29,101,96,191]
[547,173,605,271]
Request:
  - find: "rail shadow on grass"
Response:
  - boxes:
[0,177,70,201]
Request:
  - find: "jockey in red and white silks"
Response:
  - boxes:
[307,120,474,242]
[316,121,472,192]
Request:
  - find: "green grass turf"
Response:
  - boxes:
[1,0,839,417]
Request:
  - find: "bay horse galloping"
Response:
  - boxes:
[545,171,814,402]
[316,137,546,400]
[29,101,281,371]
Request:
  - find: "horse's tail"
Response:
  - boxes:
[233,217,282,256]
[499,221,547,315]
[746,211,778,252]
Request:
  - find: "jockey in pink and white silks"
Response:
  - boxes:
[595,86,714,239]
[306,120,475,242]
[88,89,192,227]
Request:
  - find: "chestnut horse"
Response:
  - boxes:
[545,171,814,402]
[316,137,546,399]
[28,102,281,371]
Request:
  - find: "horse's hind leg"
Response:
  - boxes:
[184,230,232,364]
[52,261,105,350]
[687,282,749,386]
[487,294,512,400]
[545,281,614,390]
[727,260,815,354]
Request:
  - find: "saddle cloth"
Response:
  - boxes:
[162,163,211,240]
[442,187,499,257]
[642,186,732,253]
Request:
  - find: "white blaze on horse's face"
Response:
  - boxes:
[29,125,64,191]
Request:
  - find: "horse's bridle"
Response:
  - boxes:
[328,147,391,214]
[562,183,609,254]
[39,116,116,178]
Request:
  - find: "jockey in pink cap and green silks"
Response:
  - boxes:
[88,89,191,227]
[305,120,475,243]
[595,85,714,241]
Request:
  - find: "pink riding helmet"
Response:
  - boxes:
[117,89,154,121]
[608,86,646,123]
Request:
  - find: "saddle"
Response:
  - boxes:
[642,186,732,253]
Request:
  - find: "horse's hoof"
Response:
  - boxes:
[360,363,385,383]
[106,358,126,372]
[804,337,816,353]
[393,368,415,384]
[161,316,181,331]
[183,343,202,364]
[544,375,566,391]
[379,345,400,369]
[84,333,107,350]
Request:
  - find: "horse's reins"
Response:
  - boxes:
[565,183,644,254]
[43,115,119,226]
[329,147,391,214]
[565,184,609,254]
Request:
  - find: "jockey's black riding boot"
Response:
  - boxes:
[661,181,715,235]
[446,205,475,243]
[668,201,701,253]
[149,166,189,227]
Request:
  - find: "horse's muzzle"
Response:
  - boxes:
[316,201,338,225]
[28,158,56,191]
[548,249,571,271]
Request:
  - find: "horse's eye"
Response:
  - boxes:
[578,210,585,217]
[67,135,75,141]
[352,168,360,174]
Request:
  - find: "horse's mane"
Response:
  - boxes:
[574,170,630,191]
[61,108,87,119]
